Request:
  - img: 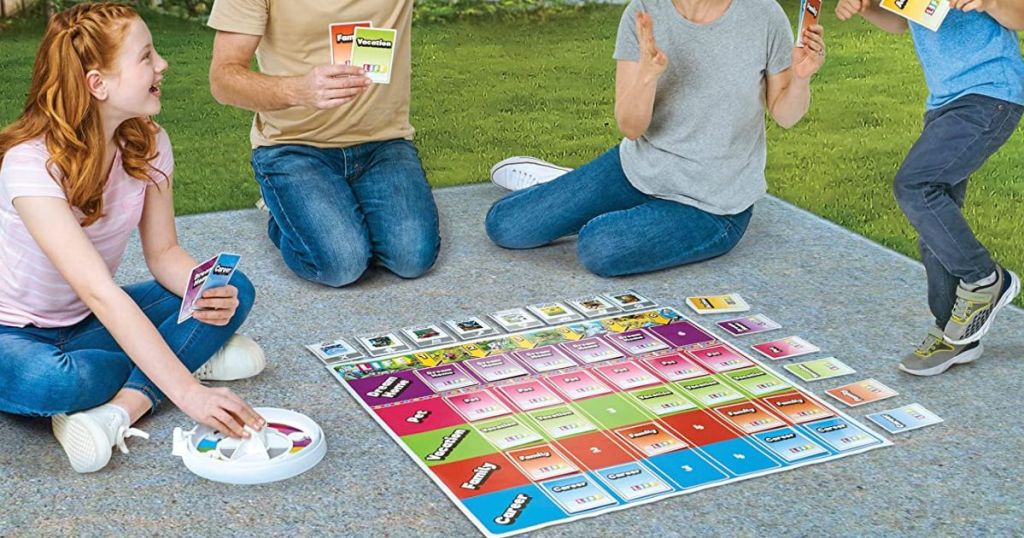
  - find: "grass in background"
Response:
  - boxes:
[1,3,1023,307]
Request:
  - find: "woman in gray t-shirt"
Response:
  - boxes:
[485,0,826,277]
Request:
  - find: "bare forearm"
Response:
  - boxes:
[210,63,303,112]
[86,285,197,401]
[616,74,659,140]
[986,0,1024,30]
[147,245,198,297]
[863,4,910,32]
[771,77,812,129]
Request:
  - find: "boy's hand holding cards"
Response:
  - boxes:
[178,253,241,325]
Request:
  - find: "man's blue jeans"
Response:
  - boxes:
[894,94,1023,327]
[252,139,441,287]
[485,146,752,277]
[0,273,255,416]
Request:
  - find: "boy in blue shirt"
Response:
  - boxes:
[836,0,1024,375]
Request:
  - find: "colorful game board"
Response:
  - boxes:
[324,301,890,537]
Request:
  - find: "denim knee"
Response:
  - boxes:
[309,241,372,287]
[388,236,439,279]
[576,219,622,278]
[229,270,256,325]
[486,197,536,250]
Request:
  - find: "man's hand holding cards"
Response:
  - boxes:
[178,253,243,326]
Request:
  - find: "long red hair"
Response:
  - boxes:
[0,3,162,227]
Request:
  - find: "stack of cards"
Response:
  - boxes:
[784,357,855,382]
[489,308,544,332]
[527,302,584,325]
[443,316,501,340]
[752,336,820,360]
[796,0,822,46]
[601,290,657,311]
[866,403,943,434]
[685,293,750,315]
[825,379,898,408]
[328,21,398,84]
[401,323,456,348]
[356,331,412,357]
[306,338,364,364]
[568,296,622,318]
[717,314,781,337]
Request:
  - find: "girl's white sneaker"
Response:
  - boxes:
[195,335,266,382]
[52,404,148,473]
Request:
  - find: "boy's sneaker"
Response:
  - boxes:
[489,157,572,191]
[194,335,266,382]
[899,327,983,377]
[943,266,1020,345]
[51,404,149,473]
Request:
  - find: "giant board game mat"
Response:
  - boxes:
[318,296,890,536]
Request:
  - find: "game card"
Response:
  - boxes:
[784,357,856,382]
[464,354,529,383]
[806,417,880,452]
[489,307,544,332]
[305,337,364,363]
[545,370,613,400]
[497,380,564,411]
[825,379,898,408]
[752,427,829,463]
[866,403,943,434]
[717,314,782,337]
[795,0,821,46]
[594,361,660,390]
[597,462,673,501]
[752,336,820,360]
[568,295,622,318]
[676,376,746,407]
[328,21,372,65]
[527,302,584,325]
[648,321,717,348]
[540,474,617,514]
[401,323,457,349]
[723,367,793,397]
[561,337,624,364]
[528,405,596,439]
[516,345,577,373]
[446,389,512,421]
[685,293,750,315]
[627,386,697,416]
[614,422,688,457]
[601,290,657,311]
[642,353,708,382]
[416,363,479,393]
[474,415,544,450]
[880,0,950,31]
[687,344,755,373]
[443,316,501,340]
[507,444,579,481]
[349,27,397,84]
[356,331,412,357]
[606,329,669,356]
[714,401,787,434]
[178,252,240,324]
[763,391,835,424]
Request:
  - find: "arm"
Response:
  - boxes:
[209,31,372,112]
[13,196,260,436]
[951,0,1024,31]
[614,11,668,141]
[836,0,908,33]
[767,25,827,129]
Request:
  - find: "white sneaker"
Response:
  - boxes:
[489,156,572,191]
[195,335,266,382]
[52,404,149,473]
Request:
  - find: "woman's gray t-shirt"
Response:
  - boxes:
[614,0,793,215]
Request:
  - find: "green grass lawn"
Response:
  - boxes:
[2,3,1023,307]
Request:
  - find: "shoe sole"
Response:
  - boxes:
[899,342,984,377]
[489,156,572,191]
[196,336,267,382]
[52,413,112,473]
[946,270,1020,346]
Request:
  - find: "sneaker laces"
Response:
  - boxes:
[510,168,539,185]
[915,332,944,356]
[951,296,973,321]
[194,361,213,380]
[114,426,150,455]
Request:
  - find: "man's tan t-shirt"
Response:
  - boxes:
[208,0,414,149]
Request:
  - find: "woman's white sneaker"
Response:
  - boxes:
[51,404,149,473]
[195,334,266,382]
[489,156,572,191]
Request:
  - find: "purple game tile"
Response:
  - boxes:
[415,363,480,393]
[516,345,578,373]
[605,329,670,356]
[649,321,716,348]
[561,337,625,364]
[347,371,435,407]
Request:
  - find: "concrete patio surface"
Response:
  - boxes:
[1,183,1021,537]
